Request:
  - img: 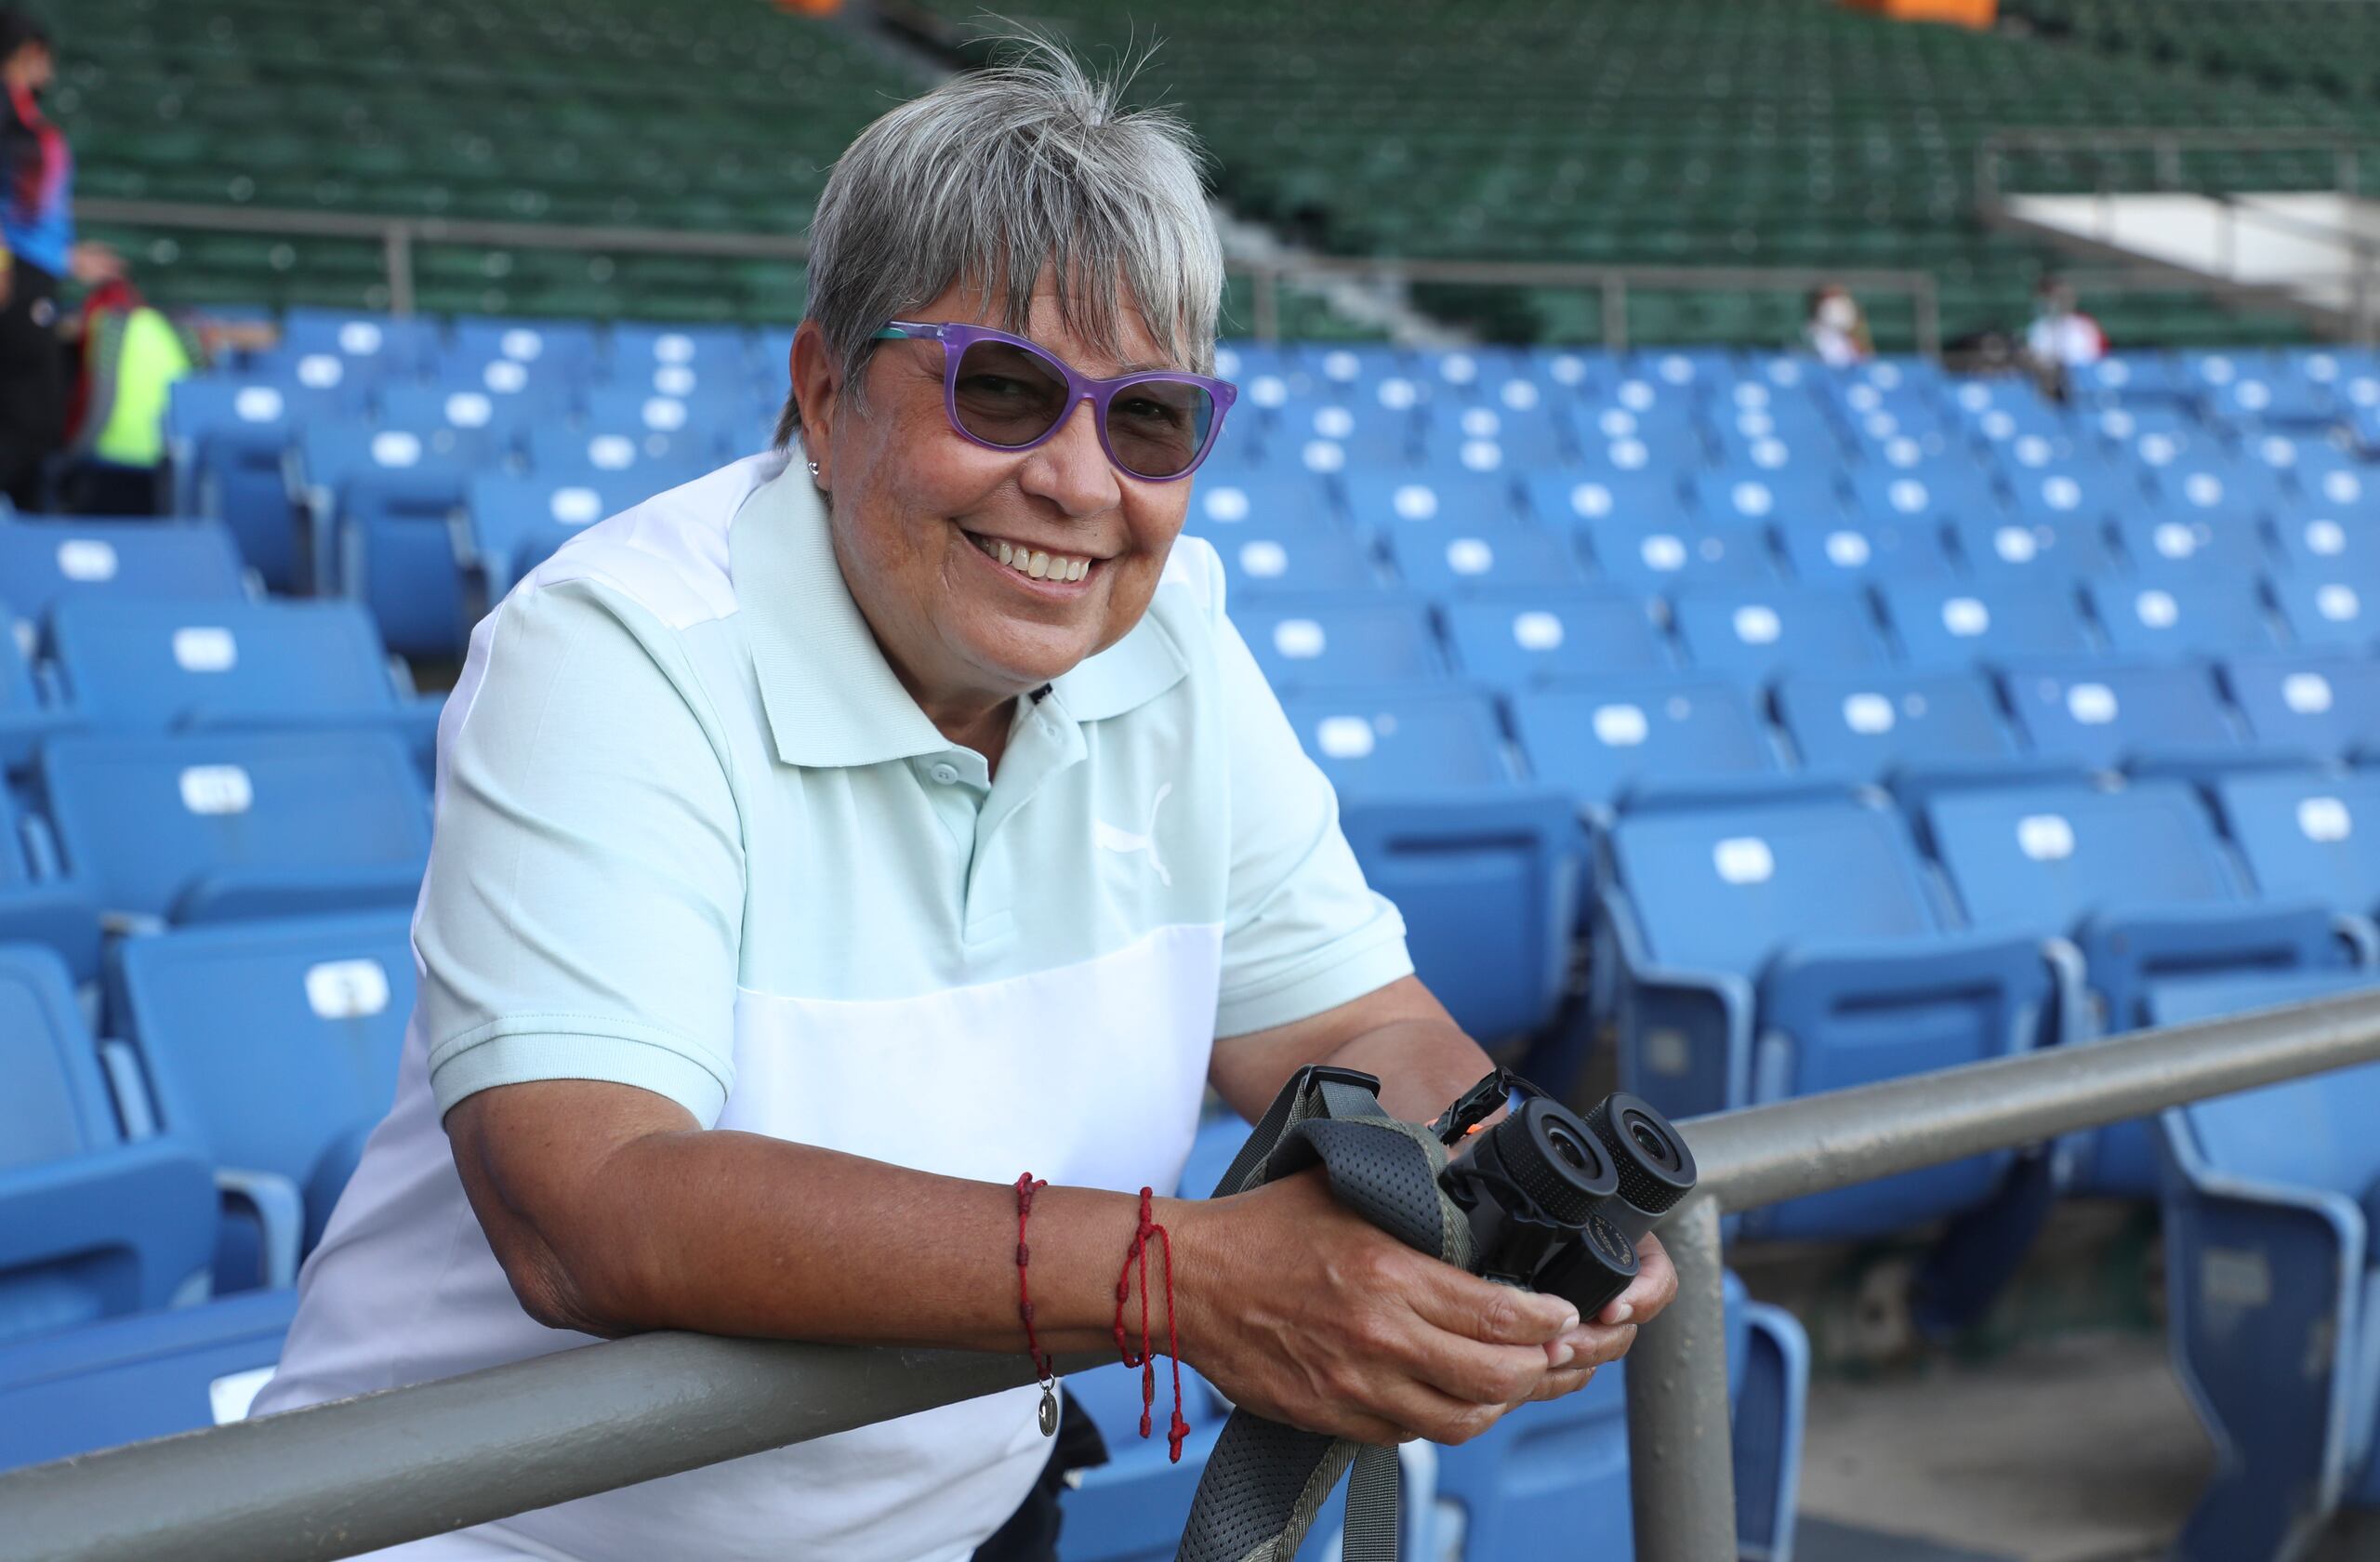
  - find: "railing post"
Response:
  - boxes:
[383,225,415,317]
[1914,273,1943,362]
[1602,275,1627,354]
[1624,1196,1733,1562]
[1251,265,1280,344]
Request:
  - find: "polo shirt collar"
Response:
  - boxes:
[730,455,1187,769]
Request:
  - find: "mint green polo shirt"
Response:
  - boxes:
[258,450,1412,1562]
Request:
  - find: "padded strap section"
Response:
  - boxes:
[1176,1070,1472,1561]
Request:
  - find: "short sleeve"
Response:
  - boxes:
[418,580,746,1125]
[1206,559,1412,1038]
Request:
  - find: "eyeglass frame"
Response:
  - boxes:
[870,319,1238,483]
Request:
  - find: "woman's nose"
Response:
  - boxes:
[1019,396,1124,517]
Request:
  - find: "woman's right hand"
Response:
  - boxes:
[1169,1168,1579,1447]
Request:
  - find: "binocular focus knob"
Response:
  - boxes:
[1486,1099,1615,1225]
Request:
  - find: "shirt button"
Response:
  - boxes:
[930,762,960,786]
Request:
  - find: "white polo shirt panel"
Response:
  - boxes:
[257,451,1411,1562]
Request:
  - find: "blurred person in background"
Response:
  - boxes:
[0,8,122,509]
[2024,275,2106,401]
[1805,284,1872,366]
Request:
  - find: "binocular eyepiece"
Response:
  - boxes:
[1437,1080,1697,1319]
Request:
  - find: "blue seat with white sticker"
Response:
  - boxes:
[1384,522,1587,595]
[1280,687,1584,1041]
[1950,510,2115,580]
[2211,771,2380,928]
[1775,516,1953,584]
[1595,794,2052,1237]
[1878,579,2095,668]
[1510,676,1778,816]
[1923,780,2349,1194]
[1580,517,1775,592]
[1438,589,1671,688]
[2086,576,2278,659]
[0,518,247,629]
[1233,599,1445,695]
[1342,472,1519,537]
[37,731,430,928]
[2270,574,2380,652]
[1673,586,1889,682]
[1773,668,2024,790]
[1185,472,1342,537]
[109,912,416,1288]
[1996,659,2239,773]
[1211,527,1382,602]
[2222,653,2380,761]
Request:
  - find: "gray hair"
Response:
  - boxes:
[777,37,1223,448]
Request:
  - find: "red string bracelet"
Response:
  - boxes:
[1012,1174,1057,1407]
[1113,1186,1191,1463]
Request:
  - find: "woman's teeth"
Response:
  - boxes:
[971,533,1091,582]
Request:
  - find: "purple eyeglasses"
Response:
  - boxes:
[872,319,1237,482]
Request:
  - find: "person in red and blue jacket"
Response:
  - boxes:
[0,9,121,508]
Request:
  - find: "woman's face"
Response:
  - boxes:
[795,272,1195,717]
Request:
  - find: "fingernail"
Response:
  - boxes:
[1554,1342,1577,1368]
[1557,1307,1580,1333]
[1604,1304,1633,1326]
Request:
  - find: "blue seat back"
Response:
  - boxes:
[40,732,430,920]
[2087,576,2276,659]
[2222,653,2380,761]
[1233,600,1444,694]
[0,1291,296,1472]
[0,520,246,626]
[1998,660,2236,771]
[50,598,398,728]
[1385,522,1586,594]
[111,913,416,1211]
[1440,590,1669,686]
[1188,473,1341,536]
[2214,771,2380,917]
[1611,799,1943,975]
[1925,780,2240,936]
[1512,678,1775,809]
[1775,668,2017,780]
[1673,586,1887,681]
[1212,528,1380,601]
[0,945,114,1171]
[1879,579,2092,667]
[1277,688,1510,796]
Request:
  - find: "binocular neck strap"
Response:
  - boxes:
[1174,1070,1473,1562]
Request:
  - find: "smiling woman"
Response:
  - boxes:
[247,35,1671,1562]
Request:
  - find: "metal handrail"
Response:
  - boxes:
[75,196,1945,356]
[5,987,2379,1562]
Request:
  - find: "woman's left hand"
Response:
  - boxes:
[1522,1233,1679,1404]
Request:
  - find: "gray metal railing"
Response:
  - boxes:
[74,196,1944,356]
[6,986,2380,1562]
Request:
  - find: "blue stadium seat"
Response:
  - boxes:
[1280,400,1416,469]
[1581,517,1774,592]
[160,380,303,591]
[2152,970,2380,1562]
[1186,472,1341,537]
[1522,470,1693,536]
[275,307,439,379]
[2211,771,2380,929]
[606,321,754,382]
[243,348,379,417]
[1511,676,1778,817]
[0,944,217,1344]
[1692,468,1843,531]
[1054,1362,1236,1562]
[373,383,525,457]
[110,913,415,1286]
[2111,511,2268,579]
[0,785,98,980]
[1384,522,1587,595]
[0,1290,295,1473]
[2221,653,2380,761]
[448,316,600,379]
[582,385,753,466]
[1924,781,2347,1194]
[1213,528,1382,602]
[0,518,246,629]
[1233,599,1445,695]
[1774,668,2024,790]
[2269,574,2380,653]
[2146,458,2287,529]
[1775,516,1954,584]
[1418,403,1574,472]
[1673,586,1889,682]
[1997,659,2239,773]
[48,598,423,736]
[2085,576,2278,659]
[294,424,473,651]
[1885,582,2096,676]
[1280,688,1583,1040]
[2267,509,2380,578]
[38,731,429,927]
[1438,589,1670,687]
[1950,510,2116,580]
[2000,460,2124,530]
[1342,472,1518,536]
[1596,795,2051,1237]
[466,471,653,600]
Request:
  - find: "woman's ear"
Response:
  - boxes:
[788,321,840,488]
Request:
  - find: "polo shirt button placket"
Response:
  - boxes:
[930,762,960,786]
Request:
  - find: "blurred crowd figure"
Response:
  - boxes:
[0,8,129,509]
[2023,276,2108,402]
[1804,285,1873,366]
